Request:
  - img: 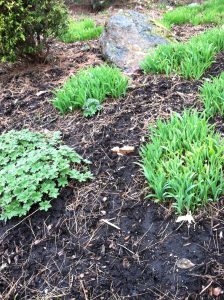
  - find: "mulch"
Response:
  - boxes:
[0,16,224,300]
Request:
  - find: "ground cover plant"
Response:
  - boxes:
[141,27,224,79]
[200,72,224,117]
[53,65,128,115]
[0,130,92,220]
[0,0,68,62]
[140,110,224,214]
[59,18,103,43]
[162,0,224,28]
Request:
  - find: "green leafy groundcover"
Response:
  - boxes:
[140,110,224,214]
[0,130,92,220]
[53,65,128,115]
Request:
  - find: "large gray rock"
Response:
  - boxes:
[100,10,169,72]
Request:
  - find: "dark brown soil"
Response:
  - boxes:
[172,24,214,42]
[0,31,224,300]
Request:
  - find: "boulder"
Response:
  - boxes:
[100,10,169,72]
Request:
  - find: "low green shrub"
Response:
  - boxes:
[0,130,92,220]
[53,65,128,115]
[59,18,103,43]
[0,0,68,62]
[140,110,224,214]
[162,0,224,28]
[200,72,224,117]
[141,28,224,79]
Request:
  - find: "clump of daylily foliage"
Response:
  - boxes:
[53,65,128,116]
[140,110,224,214]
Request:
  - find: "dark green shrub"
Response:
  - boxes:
[140,110,224,214]
[0,129,92,220]
[0,0,68,62]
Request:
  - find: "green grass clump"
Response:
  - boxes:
[140,110,224,214]
[53,65,128,115]
[162,0,224,28]
[0,130,92,220]
[59,18,103,43]
[200,72,224,117]
[141,28,224,79]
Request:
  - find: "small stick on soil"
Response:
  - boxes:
[117,243,135,255]
[100,218,121,230]
[117,243,140,262]
[199,281,213,295]
[80,280,89,300]
[0,208,39,242]
[4,275,23,299]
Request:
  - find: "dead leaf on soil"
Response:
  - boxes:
[111,146,135,156]
[122,257,130,269]
[176,214,195,224]
[209,287,223,297]
[176,258,195,269]
[0,263,7,271]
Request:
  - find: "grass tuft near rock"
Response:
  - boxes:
[53,65,128,115]
[162,0,224,28]
[141,28,224,79]
[140,110,224,214]
[59,18,103,43]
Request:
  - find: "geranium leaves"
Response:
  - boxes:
[0,130,92,221]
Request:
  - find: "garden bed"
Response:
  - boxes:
[0,6,224,300]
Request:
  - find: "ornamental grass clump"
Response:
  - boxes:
[162,0,224,28]
[53,65,128,115]
[0,130,92,221]
[141,28,224,79]
[200,72,224,117]
[59,18,103,43]
[140,110,224,214]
